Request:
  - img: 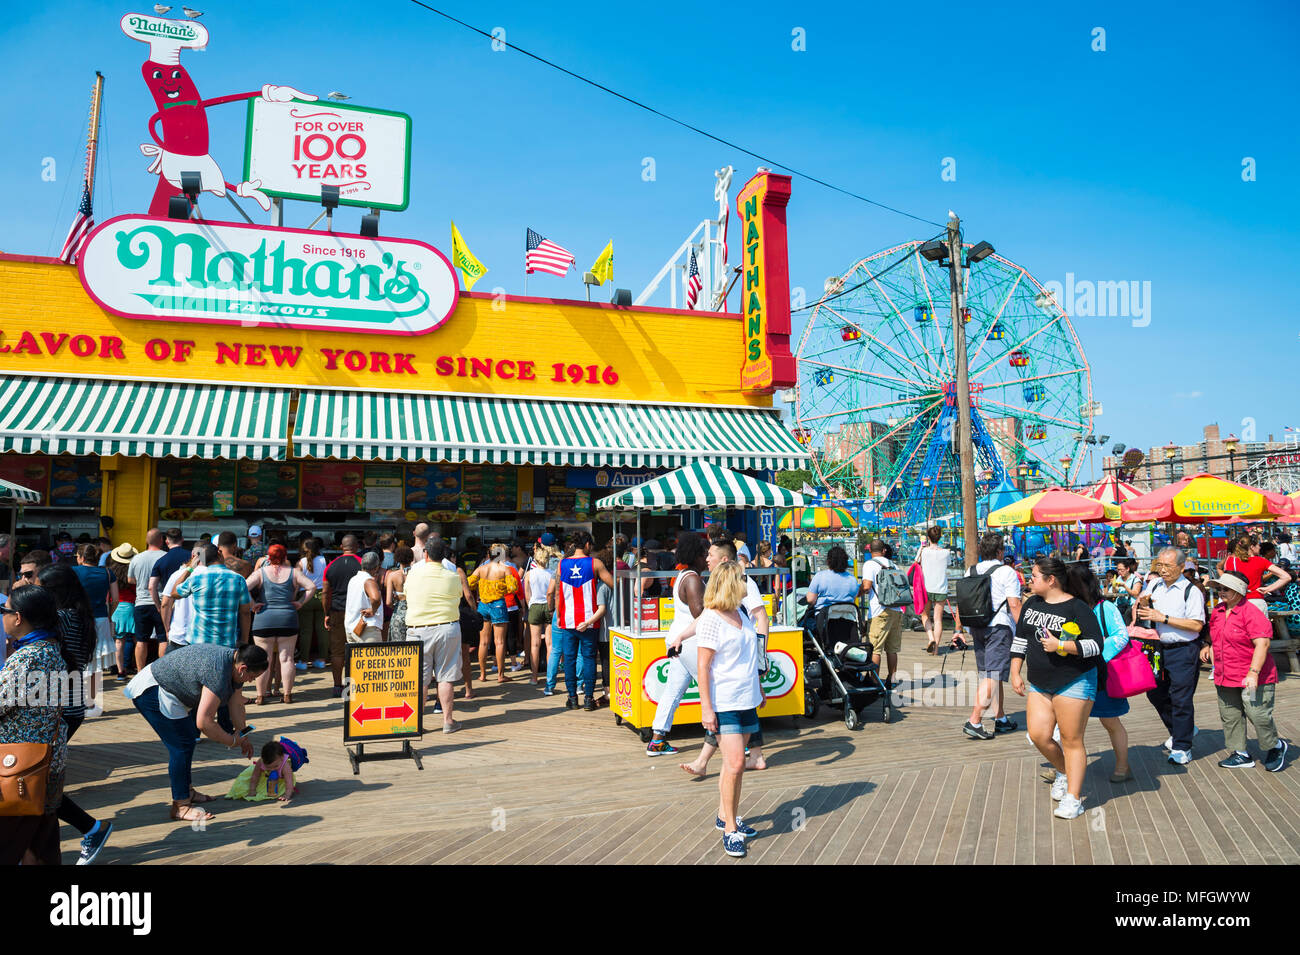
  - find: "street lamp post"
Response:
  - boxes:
[1224,432,1239,482]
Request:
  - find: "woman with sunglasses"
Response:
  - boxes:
[0,585,68,864]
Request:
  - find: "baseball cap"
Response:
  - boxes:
[248,525,263,538]
[1208,573,1248,597]
[538,532,555,546]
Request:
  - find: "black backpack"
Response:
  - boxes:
[955,562,1007,629]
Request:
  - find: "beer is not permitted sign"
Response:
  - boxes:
[344,642,423,743]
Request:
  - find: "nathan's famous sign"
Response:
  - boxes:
[736,171,797,395]
[81,13,434,334]
[79,217,457,336]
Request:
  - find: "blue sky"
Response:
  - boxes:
[1,0,1297,469]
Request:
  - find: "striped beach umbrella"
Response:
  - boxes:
[777,506,858,530]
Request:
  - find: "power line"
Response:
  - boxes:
[405,0,946,229]
[792,235,942,313]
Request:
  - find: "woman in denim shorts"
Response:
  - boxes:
[1010,556,1105,821]
[696,561,764,858]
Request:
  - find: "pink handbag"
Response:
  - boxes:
[1107,637,1157,698]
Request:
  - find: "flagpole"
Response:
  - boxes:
[85,71,105,205]
[523,229,528,297]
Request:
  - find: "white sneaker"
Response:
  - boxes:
[1050,772,1068,801]
[1162,727,1199,751]
[1054,794,1085,819]
[1168,749,1192,765]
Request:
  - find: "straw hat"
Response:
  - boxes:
[110,543,138,564]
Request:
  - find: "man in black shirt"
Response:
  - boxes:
[148,528,188,608]
[322,534,362,697]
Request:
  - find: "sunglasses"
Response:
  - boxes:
[0,607,16,615]
[18,571,34,580]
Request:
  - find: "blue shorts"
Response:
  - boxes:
[716,708,761,736]
[1028,669,1097,702]
[480,598,508,624]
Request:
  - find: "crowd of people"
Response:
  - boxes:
[1,515,1294,863]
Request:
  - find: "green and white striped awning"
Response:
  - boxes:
[0,477,41,504]
[0,376,291,460]
[596,462,807,510]
[293,390,810,469]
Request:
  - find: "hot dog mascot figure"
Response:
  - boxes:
[120,13,315,216]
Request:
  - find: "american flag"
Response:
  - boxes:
[525,228,575,277]
[59,182,95,265]
[684,249,702,309]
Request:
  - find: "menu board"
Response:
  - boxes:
[364,464,404,511]
[161,459,237,509]
[236,460,301,510]
[461,465,517,512]
[48,456,102,509]
[0,455,50,503]
[404,463,462,511]
[545,468,578,518]
[300,461,365,511]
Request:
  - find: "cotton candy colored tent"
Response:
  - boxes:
[1120,473,1298,523]
[987,487,1121,527]
[1081,475,1144,506]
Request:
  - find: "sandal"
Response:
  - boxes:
[253,697,266,706]
[171,802,214,823]
[925,641,938,655]
[282,693,294,704]
[189,789,216,804]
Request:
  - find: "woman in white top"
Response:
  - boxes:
[524,544,556,685]
[697,561,763,859]
[296,537,329,670]
[645,532,708,757]
[920,526,965,652]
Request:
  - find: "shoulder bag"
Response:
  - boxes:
[1105,604,1157,698]
[0,699,61,817]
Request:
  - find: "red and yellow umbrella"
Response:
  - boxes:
[987,487,1120,527]
[1120,473,1298,523]
[778,506,858,530]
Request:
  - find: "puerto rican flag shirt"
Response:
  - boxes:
[556,557,596,630]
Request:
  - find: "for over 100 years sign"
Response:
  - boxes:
[244,98,412,211]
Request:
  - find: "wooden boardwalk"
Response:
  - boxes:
[60,637,1300,865]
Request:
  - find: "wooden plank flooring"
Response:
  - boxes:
[58,636,1300,864]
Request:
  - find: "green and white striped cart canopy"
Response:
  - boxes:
[0,476,41,504]
[595,462,807,510]
[294,390,810,470]
[0,376,291,460]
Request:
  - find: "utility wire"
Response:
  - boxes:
[405,0,947,229]
[792,235,943,313]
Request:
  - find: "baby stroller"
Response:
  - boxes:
[801,600,891,729]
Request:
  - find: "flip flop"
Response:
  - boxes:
[172,803,214,823]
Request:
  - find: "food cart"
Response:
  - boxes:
[598,462,807,741]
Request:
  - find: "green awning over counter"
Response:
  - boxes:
[293,390,810,470]
[0,376,291,460]
[595,462,808,510]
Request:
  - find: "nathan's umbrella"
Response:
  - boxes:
[988,487,1121,527]
[1120,473,1298,524]
[777,505,857,531]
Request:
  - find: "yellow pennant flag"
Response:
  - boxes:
[450,221,488,290]
[589,241,613,286]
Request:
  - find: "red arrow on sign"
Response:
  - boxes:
[384,701,414,723]
[351,703,382,725]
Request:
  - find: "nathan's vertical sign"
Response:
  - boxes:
[736,172,797,395]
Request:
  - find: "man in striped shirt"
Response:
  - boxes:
[172,544,252,649]
[546,532,615,711]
